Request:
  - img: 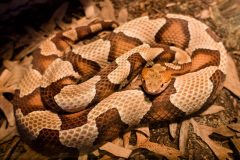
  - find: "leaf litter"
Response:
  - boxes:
[0,0,239,159]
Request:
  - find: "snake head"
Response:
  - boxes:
[141,64,172,95]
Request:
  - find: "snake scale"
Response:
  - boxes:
[13,14,228,157]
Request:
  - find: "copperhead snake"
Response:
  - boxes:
[13,14,228,157]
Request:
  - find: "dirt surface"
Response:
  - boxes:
[0,0,239,159]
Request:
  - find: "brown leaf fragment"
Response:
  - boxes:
[228,123,240,133]
[179,120,190,154]
[117,8,128,24]
[138,140,182,160]
[80,0,99,19]
[135,126,150,137]
[169,123,178,139]
[78,154,88,160]
[200,104,225,116]
[99,0,116,20]
[224,54,240,98]
[212,125,236,138]
[136,131,148,146]
[2,136,20,160]
[41,2,69,32]
[99,142,132,158]
[0,95,15,126]
[123,131,131,148]
[0,120,18,144]
[19,144,48,160]
[198,9,211,19]
[230,138,240,155]
[191,119,233,160]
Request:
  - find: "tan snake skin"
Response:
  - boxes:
[13,14,228,157]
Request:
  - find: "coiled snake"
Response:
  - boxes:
[13,14,228,157]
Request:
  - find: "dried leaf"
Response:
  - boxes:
[19,144,48,160]
[190,119,233,160]
[135,126,150,137]
[230,137,240,153]
[99,0,116,20]
[78,154,88,160]
[138,140,182,160]
[0,120,18,144]
[199,9,211,19]
[136,131,148,146]
[200,104,225,116]
[112,137,123,146]
[212,125,236,137]
[0,69,17,93]
[80,0,99,19]
[0,95,15,126]
[91,149,100,157]
[123,131,131,148]
[2,136,20,160]
[169,123,178,139]
[179,120,190,154]
[41,2,69,32]
[228,123,240,133]
[2,57,32,93]
[117,8,128,24]
[99,154,112,160]
[15,41,43,60]
[224,54,240,98]
[99,142,132,158]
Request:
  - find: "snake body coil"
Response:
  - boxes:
[13,14,228,157]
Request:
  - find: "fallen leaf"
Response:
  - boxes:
[99,154,112,160]
[135,126,150,137]
[224,54,240,98]
[230,137,240,153]
[78,154,88,160]
[91,149,100,157]
[190,119,233,160]
[2,57,32,93]
[112,137,123,146]
[169,123,178,139]
[2,136,20,160]
[80,0,99,19]
[117,8,128,24]
[136,131,148,146]
[212,125,236,137]
[99,0,116,20]
[0,120,18,144]
[138,140,182,160]
[99,142,132,158]
[123,131,131,148]
[15,41,43,60]
[0,95,15,126]
[41,2,69,32]
[179,120,190,154]
[199,9,211,19]
[200,104,225,116]
[0,69,17,93]
[228,123,240,133]
[18,144,48,160]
